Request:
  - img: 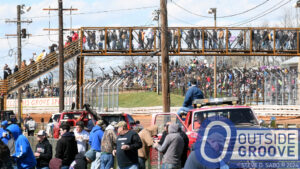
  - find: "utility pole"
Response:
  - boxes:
[153,9,160,95]
[58,0,64,112]
[5,5,32,123]
[43,3,77,112]
[208,8,217,98]
[160,0,170,112]
[17,5,22,122]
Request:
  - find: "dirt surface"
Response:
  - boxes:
[26,113,300,129]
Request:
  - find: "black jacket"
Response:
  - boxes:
[55,132,78,166]
[70,153,87,169]
[36,138,52,167]
[116,130,142,168]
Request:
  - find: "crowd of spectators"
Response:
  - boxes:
[82,28,299,51]
[5,57,298,104]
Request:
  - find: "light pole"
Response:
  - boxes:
[208,8,217,98]
[294,1,300,104]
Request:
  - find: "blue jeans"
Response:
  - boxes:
[177,106,193,116]
[36,167,50,169]
[91,151,101,169]
[100,153,114,169]
[161,163,181,169]
[61,166,69,169]
[119,164,139,169]
[138,157,146,169]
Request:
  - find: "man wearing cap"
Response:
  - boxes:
[35,130,52,169]
[89,120,104,169]
[74,121,89,154]
[113,121,142,169]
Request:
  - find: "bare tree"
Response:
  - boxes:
[64,57,90,80]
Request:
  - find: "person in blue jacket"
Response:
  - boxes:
[0,120,11,144]
[177,79,204,117]
[89,120,104,169]
[6,124,37,169]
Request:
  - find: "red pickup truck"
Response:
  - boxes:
[52,105,136,138]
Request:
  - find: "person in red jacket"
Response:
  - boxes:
[72,31,79,41]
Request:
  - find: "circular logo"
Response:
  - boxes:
[194,116,236,168]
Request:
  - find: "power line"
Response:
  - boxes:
[226,0,291,27]
[19,5,158,20]
[172,0,270,18]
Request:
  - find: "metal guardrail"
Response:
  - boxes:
[6,40,80,93]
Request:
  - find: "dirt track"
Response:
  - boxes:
[28,113,300,128]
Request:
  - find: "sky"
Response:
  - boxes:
[0,0,298,79]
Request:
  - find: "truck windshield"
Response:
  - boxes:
[193,108,257,130]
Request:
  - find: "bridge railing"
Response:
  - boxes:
[6,40,80,92]
[81,27,300,56]
[0,80,8,94]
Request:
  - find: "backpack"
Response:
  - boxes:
[27,120,36,131]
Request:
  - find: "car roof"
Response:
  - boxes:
[97,111,128,116]
[191,105,252,112]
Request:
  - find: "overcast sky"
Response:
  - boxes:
[0,0,298,79]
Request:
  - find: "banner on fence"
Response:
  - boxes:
[6,97,75,114]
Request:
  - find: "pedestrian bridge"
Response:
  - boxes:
[1,26,300,96]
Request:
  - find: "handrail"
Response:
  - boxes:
[0,80,8,94]
[6,40,80,92]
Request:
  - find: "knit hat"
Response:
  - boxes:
[85,149,96,162]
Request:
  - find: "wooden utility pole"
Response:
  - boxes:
[5,5,32,122]
[58,0,64,112]
[160,0,170,112]
[43,3,77,112]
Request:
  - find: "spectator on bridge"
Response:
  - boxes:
[114,121,142,169]
[3,64,11,79]
[21,60,27,70]
[35,130,52,169]
[89,120,104,169]
[72,31,79,42]
[138,125,158,169]
[100,121,117,169]
[49,44,58,53]
[177,79,204,117]
[7,124,37,169]
[14,65,19,73]
[74,121,89,154]
[153,123,184,169]
[55,124,78,169]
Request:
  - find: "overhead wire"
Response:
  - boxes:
[226,0,291,27]
[171,0,270,18]
[19,5,158,20]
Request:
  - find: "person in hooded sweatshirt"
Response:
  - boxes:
[89,120,104,169]
[0,120,11,144]
[55,124,78,169]
[138,125,158,169]
[153,123,184,169]
[6,124,37,169]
